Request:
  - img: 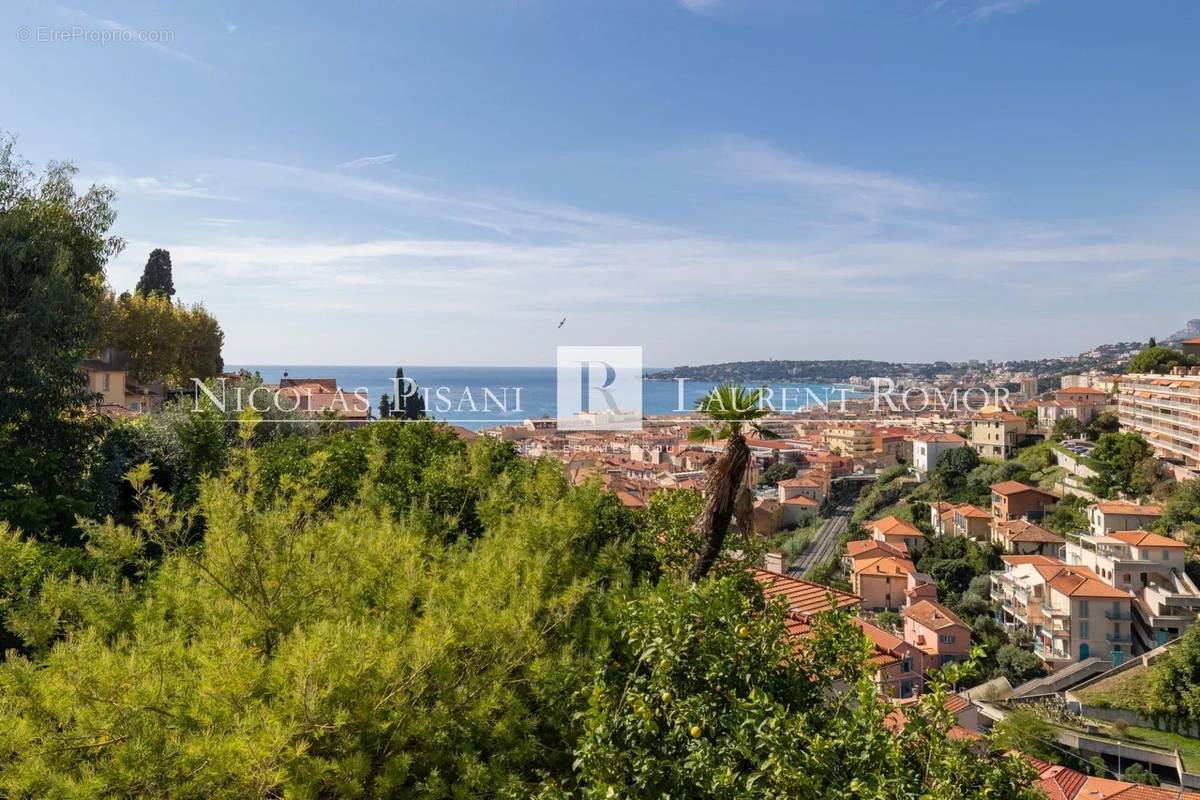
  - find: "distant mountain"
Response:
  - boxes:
[1164,319,1200,343]
[647,342,1147,384]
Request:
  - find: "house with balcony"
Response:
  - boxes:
[990,481,1058,525]
[951,504,991,540]
[991,555,1135,668]
[1065,529,1200,651]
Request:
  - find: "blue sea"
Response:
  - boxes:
[227,365,855,431]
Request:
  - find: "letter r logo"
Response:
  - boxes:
[556,346,642,431]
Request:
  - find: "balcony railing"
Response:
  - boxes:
[1106,631,1132,643]
[1104,609,1133,621]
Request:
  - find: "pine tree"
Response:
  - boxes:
[136,248,175,298]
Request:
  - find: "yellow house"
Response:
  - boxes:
[81,349,129,407]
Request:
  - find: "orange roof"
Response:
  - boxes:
[777,475,823,488]
[1057,386,1107,395]
[903,600,966,631]
[997,520,1065,544]
[1093,501,1164,516]
[853,556,917,578]
[868,516,924,538]
[782,495,819,507]
[846,539,908,559]
[849,618,904,667]
[991,481,1056,498]
[1049,568,1134,600]
[914,432,965,443]
[1183,337,1200,345]
[1109,530,1186,549]
[754,569,861,615]
[953,503,990,519]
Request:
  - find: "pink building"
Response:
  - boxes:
[902,600,971,674]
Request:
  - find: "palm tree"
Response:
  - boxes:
[687,384,778,581]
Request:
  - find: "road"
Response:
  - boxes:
[788,502,855,578]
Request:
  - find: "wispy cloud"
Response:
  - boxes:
[926,0,1047,24]
[96,173,243,202]
[336,153,398,170]
[52,5,214,69]
[678,0,722,14]
[97,137,1200,362]
[675,135,974,218]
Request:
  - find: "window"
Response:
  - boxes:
[1079,620,1089,638]
[102,373,110,392]
[939,634,956,645]
[1078,600,1089,617]
[1163,550,1171,561]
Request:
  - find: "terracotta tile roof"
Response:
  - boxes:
[914,432,965,443]
[954,503,991,519]
[1109,530,1186,549]
[777,476,823,488]
[869,516,925,538]
[1033,762,1089,800]
[853,556,917,579]
[1093,501,1164,516]
[1057,386,1108,395]
[782,495,819,507]
[902,599,966,631]
[1049,568,1135,600]
[754,569,861,615]
[997,519,1066,544]
[850,618,904,667]
[991,480,1056,498]
[846,539,908,559]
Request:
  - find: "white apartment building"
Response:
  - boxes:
[1065,530,1200,651]
[911,432,966,480]
[1118,369,1200,472]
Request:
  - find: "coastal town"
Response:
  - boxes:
[6,3,1200,796]
[71,317,1200,795]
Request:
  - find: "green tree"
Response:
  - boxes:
[95,290,224,384]
[687,385,777,581]
[134,247,175,298]
[1122,764,1160,787]
[1085,411,1120,441]
[1087,432,1154,499]
[1159,479,1200,547]
[875,609,903,632]
[1147,622,1200,722]
[931,446,981,496]
[996,644,1044,685]
[757,460,798,486]
[1129,345,1194,375]
[1050,415,1085,442]
[540,575,1040,799]
[0,137,122,535]
[990,708,1058,763]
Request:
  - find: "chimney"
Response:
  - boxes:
[764,551,785,574]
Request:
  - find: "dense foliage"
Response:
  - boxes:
[0,136,123,535]
[95,288,225,384]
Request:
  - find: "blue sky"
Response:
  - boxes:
[3,0,1198,366]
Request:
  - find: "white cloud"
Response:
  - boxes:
[336,153,398,169]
